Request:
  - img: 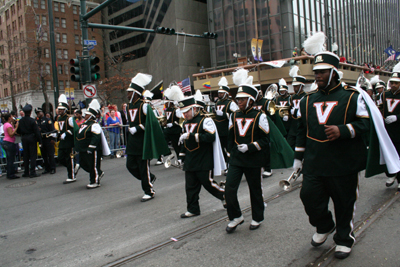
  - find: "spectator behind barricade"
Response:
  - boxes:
[300,47,307,56]
[292,47,298,57]
[3,113,19,179]
[74,110,84,127]
[339,55,346,63]
[97,106,106,127]
[106,109,121,159]
[119,103,128,148]
[18,110,24,120]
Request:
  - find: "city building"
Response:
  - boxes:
[0,0,103,114]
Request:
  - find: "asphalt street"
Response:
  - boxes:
[0,156,398,267]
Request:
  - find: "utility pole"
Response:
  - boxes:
[47,0,59,111]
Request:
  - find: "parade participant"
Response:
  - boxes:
[177,96,226,218]
[252,84,272,177]
[125,73,157,202]
[35,107,56,174]
[225,68,270,233]
[161,85,185,162]
[57,94,77,184]
[381,62,400,189]
[370,75,386,107]
[287,66,307,150]
[17,104,42,178]
[75,99,106,189]
[295,32,370,259]
[275,78,292,137]
[214,77,239,174]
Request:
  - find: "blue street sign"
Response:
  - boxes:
[84,40,97,46]
[87,45,94,51]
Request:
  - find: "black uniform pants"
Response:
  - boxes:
[126,154,156,196]
[225,165,264,222]
[219,135,228,164]
[41,138,56,171]
[58,148,75,179]
[21,135,38,176]
[300,173,359,248]
[185,170,225,214]
[80,151,103,184]
[164,132,180,158]
[385,141,400,182]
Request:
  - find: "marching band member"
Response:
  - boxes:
[177,95,226,218]
[295,32,370,259]
[125,73,157,202]
[275,78,292,138]
[75,99,106,189]
[370,75,386,107]
[225,68,270,233]
[214,77,239,174]
[287,66,307,150]
[57,94,77,184]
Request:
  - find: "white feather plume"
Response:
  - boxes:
[245,75,253,85]
[289,66,299,77]
[310,82,318,91]
[370,75,380,85]
[58,94,68,104]
[143,90,154,99]
[393,62,400,73]
[279,78,287,87]
[303,32,326,55]
[332,42,338,52]
[131,73,152,88]
[232,68,249,86]
[218,77,228,87]
[88,99,100,111]
[194,90,203,101]
[164,85,184,102]
[338,71,344,80]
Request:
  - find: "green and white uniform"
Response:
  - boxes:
[58,113,76,179]
[295,83,369,248]
[225,108,270,223]
[275,94,292,136]
[179,112,224,215]
[287,91,306,150]
[164,107,183,157]
[75,119,103,184]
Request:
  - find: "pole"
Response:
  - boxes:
[47,0,59,110]
[80,0,90,85]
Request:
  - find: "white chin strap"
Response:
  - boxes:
[296,85,304,95]
[323,69,334,90]
[130,91,136,103]
[245,98,251,109]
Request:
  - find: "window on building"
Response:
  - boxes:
[55,17,59,27]
[35,15,40,25]
[74,35,79,44]
[61,18,66,28]
[5,10,9,20]
[60,3,65,12]
[45,48,49,58]
[75,50,80,57]
[62,33,67,43]
[40,0,45,9]
[59,81,64,90]
[64,64,69,75]
[73,20,78,29]
[42,15,46,25]
[57,49,62,59]
[45,64,50,74]
[42,32,47,41]
[33,0,38,8]
[46,81,51,90]
[66,80,70,88]
[56,33,60,42]
[58,65,63,74]
[4,88,8,97]
[54,2,58,11]
[73,5,77,14]
[63,50,68,59]
[0,31,2,40]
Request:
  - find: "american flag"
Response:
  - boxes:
[385,54,396,63]
[178,78,191,93]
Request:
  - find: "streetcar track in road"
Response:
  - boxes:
[103,182,303,267]
[307,191,400,267]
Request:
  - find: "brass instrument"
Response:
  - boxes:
[164,154,183,169]
[203,112,216,119]
[276,105,290,118]
[116,150,124,158]
[279,168,302,191]
[356,72,372,92]
[156,115,167,126]
[265,84,278,100]
[267,101,276,116]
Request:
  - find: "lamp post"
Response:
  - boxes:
[47,0,59,110]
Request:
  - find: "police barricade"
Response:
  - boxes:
[101,124,129,158]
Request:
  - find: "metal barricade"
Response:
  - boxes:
[101,124,129,158]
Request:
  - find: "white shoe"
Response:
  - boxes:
[86,183,100,189]
[226,215,244,233]
[155,160,163,165]
[180,211,200,218]
[37,165,43,170]
[262,170,273,177]
[63,178,77,184]
[249,220,263,230]
[35,167,38,171]
[141,194,154,202]
[334,245,352,259]
[311,227,335,247]
[386,176,396,187]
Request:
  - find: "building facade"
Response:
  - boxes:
[207,0,400,67]
[0,0,103,114]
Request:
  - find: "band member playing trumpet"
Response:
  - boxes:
[275,78,292,138]
[225,68,270,233]
[177,96,226,219]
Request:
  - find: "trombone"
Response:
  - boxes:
[279,167,302,191]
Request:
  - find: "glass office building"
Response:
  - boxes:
[207,0,400,67]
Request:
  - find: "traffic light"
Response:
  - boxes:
[90,56,100,81]
[155,27,175,35]
[203,32,218,39]
[70,58,81,82]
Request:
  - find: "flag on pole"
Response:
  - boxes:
[202,81,211,89]
[178,78,191,93]
[385,54,396,63]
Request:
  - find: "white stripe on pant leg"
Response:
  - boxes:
[147,160,154,194]
[208,170,224,192]
[260,167,265,201]
[348,173,360,246]
[71,149,75,179]
[94,151,99,183]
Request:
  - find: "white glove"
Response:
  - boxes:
[293,159,302,172]
[177,159,182,165]
[167,123,173,128]
[178,133,189,145]
[290,108,295,115]
[283,115,289,122]
[87,150,92,154]
[216,110,223,116]
[129,127,137,135]
[237,144,248,153]
[61,133,66,140]
[385,115,397,124]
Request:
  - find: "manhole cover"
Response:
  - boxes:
[6,181,36,188]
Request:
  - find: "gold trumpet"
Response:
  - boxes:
[164,155,183,169]
[156,115,167,126]
[267,101,276,116]
[279,168,302,191]
[276,105,290,118]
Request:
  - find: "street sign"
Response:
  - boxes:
[84,40,97,46]
[65,88,70,99]
[83,84,97,98]
[87,45,94,51]
[70,88,75,100]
